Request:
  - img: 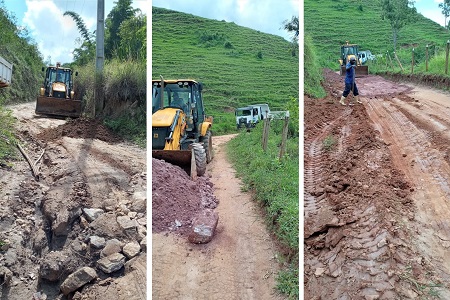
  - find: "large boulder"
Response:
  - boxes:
[188,209,219,244]
[100,239,122,258]
[97,253,126,274]
[60,266,97,295]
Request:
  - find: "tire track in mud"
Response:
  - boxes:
[304,108,351,237]
[304,96,420,299]
[365,97,450,294]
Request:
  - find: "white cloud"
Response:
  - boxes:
[22,0,146,64]
[23,0,81,63]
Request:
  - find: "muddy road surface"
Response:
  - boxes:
[304,70,450,299]
[0,102,146,299]
[152,134,284,300]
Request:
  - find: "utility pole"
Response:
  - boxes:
[96,0,105,71]
[94,0,105,117]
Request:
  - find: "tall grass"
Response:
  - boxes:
[0,107,17,166]
[304,34,326,98]
[227,123,299,299]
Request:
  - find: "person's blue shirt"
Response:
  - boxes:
[345,62,355,84]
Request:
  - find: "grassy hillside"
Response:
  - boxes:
[152,7,299,134]
[305,0,450,70]
[0,3,43,105]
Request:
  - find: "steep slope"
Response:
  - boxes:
[305,0,450,67]
[152,6,299,132]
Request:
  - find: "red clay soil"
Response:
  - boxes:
[303,69,446,299]
[152,158,218,236]
[36,117,123,143]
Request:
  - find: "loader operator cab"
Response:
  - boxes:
[43,66,74,98]
[151,80,205,125]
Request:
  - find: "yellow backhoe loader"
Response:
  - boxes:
[152,77,213,180]
[339,41,369,77]
[35,63,81,117]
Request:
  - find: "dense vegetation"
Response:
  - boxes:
[0,0,44,164]
[0,1,43,105]
[152,6,299,297]
[152,6,299,134]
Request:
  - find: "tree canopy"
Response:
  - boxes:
[105,0,139,59]
[439,0,450,30]
[380,0,417,50]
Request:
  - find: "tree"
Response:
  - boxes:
[439,0,450,30]
[105,0,139,59]
[381,0,417,50]
[117,13,146,61]
[282,16,299,56]
[64,11,95,65]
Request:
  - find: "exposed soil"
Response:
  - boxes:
[152,157,218,236]
[152,134,284,299]
[0,102,146,299]
[304,69,450,299]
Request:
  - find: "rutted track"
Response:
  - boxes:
[304,70,450,299]
[0,102,147,299]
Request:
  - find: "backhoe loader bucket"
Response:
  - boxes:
[340,65,369,77]
[36,96,81,118]
[152,149,197,180]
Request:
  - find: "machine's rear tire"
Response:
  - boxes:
[192,143,207,176]
[201,130,213,163]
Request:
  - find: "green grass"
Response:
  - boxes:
[322,135,336,151]
[104,107,146,148]
[0,108,17,166]
[227,122,299,298]
[152,7,299,135]
[304,34,326,98]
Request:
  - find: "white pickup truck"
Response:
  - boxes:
[0,56,13,88]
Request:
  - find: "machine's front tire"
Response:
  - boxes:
[192,143,207,176]
[201,130,213,163]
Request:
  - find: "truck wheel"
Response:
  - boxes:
[201,130,213,163]
[192,143,206,176]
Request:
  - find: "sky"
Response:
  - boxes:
[1,1,443,64]
[151,0,299,42]
[415,0,447,27]
[2,0,148,64]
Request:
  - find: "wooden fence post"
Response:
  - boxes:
[394,52,404,72]
[446,40,450,75]
[387,51,394,70]
[411,48,414,74]
[426,44,429,72]
[278,115,290,159]
[262,118,270,151]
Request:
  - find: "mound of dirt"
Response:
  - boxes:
[37,117,123,143]
[152,158,218,236]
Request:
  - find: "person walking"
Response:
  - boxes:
[339,56,362,106]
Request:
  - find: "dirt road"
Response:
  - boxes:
[152,134,283,300]
[0,102,146,299]
[304,70,450,299]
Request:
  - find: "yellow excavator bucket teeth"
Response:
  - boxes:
[36,96,81,118]
[152,149,197,180]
